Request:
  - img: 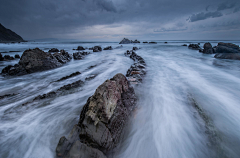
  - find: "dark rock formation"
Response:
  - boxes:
[4,55,14,60]
[202,43,214,54]
[215,42,240,54]
[103,46,113,50]
[48,48,59,53]
[164,42,168,44]
[53,50,72,64]
[1,48,72,76]
[0,23,24,43]
[214,42,240,60]
[182,44,187,46]
[15,54,20,58]
[56,71,81,82]
[56,73,137,158]
[124,49,146,84]
[143,41,148,43]
[93,46,102,52]
[76,46,85,51]
[0,53,3,61]
[188,44,202,50]
[149,42,157,44]
[119,38,132,44]
[73,52,90,60]
[132,39,140,43]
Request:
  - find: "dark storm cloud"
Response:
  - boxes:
[188,11,223,22]
[0,0,239,40]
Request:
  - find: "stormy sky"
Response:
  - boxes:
[0,0,240,41]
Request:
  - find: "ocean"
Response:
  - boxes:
[1,40,240,158]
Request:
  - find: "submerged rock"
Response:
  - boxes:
[56,71,81,82]
[76,46,85,51]
[56,73,137,158]
[132,39,140,43]
[103,46,113,50]
[115,45,123,49]
[214,53,240,60]
[1,48,71,76]
[143,41,148,43]
[182,44,187,46]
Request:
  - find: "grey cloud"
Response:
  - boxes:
[233,7,240,13]
[96,0,117,13]
[217,2,236,11]
[154,27,188,32]
[188,11,223,22]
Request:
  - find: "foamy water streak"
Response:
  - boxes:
[1,41,240,158]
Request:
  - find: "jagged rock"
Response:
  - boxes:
[143,41,148,43]
[48,48,59,52]
[76,46,85,51]
[103,46,113,50]
[93,46,102,52]
[0,53,4,61]
[56,73,137,157]
[202,42,214,54]
[188,44,202,50]
[4,55,14,60]
[15,54,20,58]
[149,42,157,44]
[1,48,71,76]
[182,44,187,46]
[119,38,132,44]
[73,52,90,60]
[53,50,72,64]
[0,23,25,42]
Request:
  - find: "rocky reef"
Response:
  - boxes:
[124,47,146,84]
[73,52,91,60]
[188,44,202,51]
[1,48,72,76]
[56,73,137,158]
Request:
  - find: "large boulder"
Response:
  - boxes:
[215,42,240,54]
[56,73,137,158]
[214,42,240,60]
[119,38,132,44]
[203,42,214,54]
[15,54,20,58]
[4,55,14,60]
[1,48,71,76]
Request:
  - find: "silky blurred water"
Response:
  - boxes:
[0,41,240,158]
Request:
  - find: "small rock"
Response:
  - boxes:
[48,48,59,52]
[103,46,113,50]
[149,42,157,44]
[76,46,85,50]
[15,54,20,58]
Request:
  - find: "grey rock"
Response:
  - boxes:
[73,52,90,60]
[215,42,240,54]
[149,42,157,44]
[76,46,85,51]
[214,53,240,60]
[188,44,201,50]
[93,46,102,52]
[119,38,132,44]
[0,23,25,43]
[103,46,113,50]
[48,48,59,52]
[0,53,4,61]
[143,41,148,43]
[15,54,20,58]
